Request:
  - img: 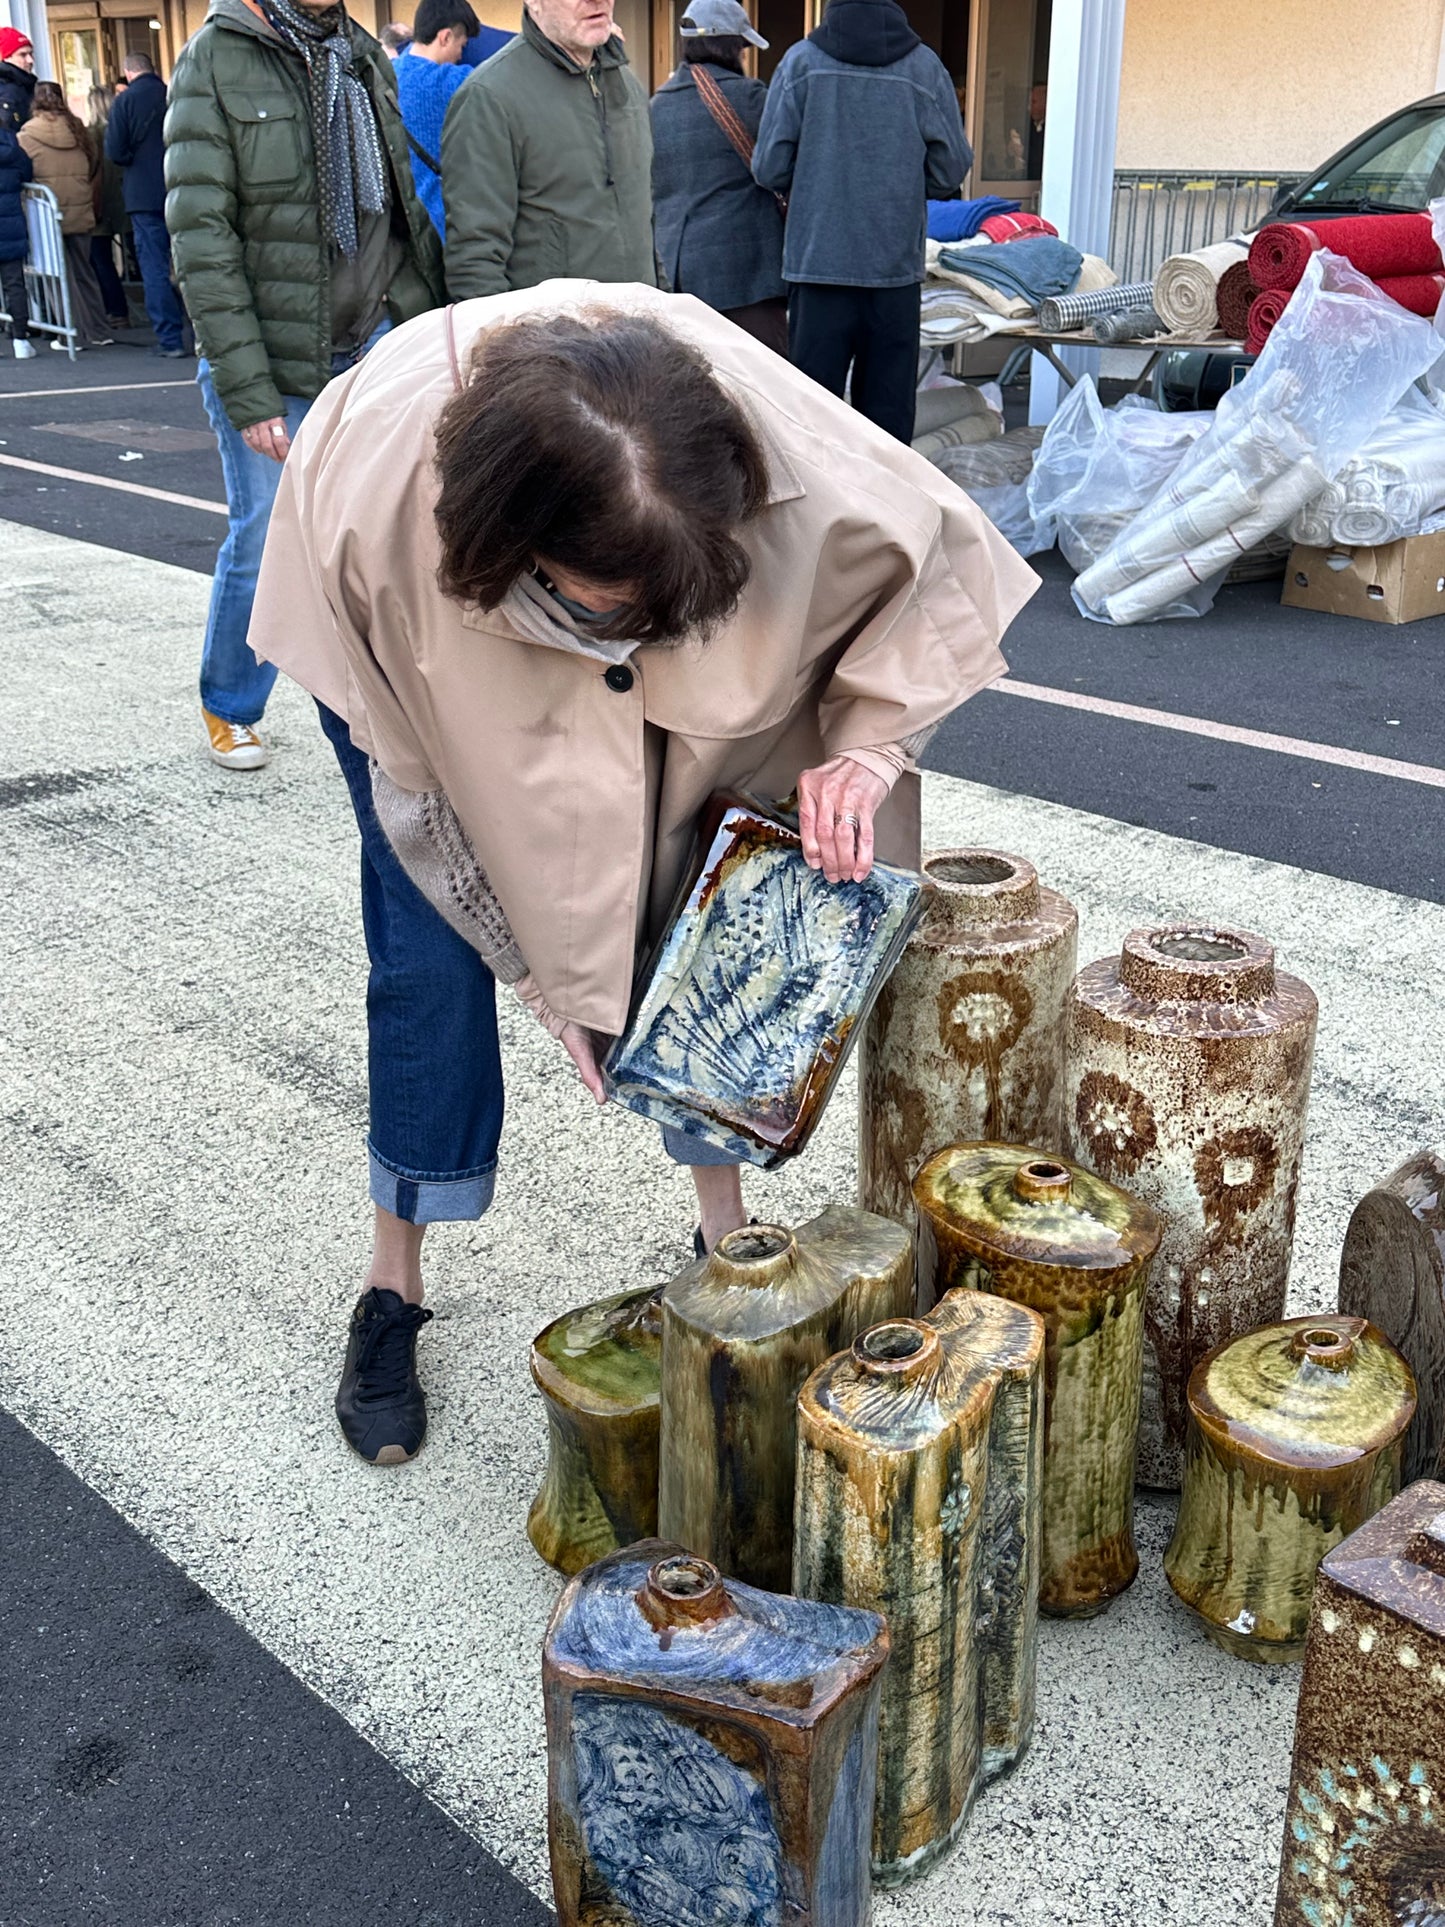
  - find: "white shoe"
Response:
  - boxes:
[12,338,36,359]
[49,338,80,352]
[203,708,271,770]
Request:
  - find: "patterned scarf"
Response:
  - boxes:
[258,0,388,257]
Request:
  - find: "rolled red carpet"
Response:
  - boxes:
[1216,260,1259,338]
[1376,272,1445,316]
[1246,286,1292,354]
[1249,212,1442,291]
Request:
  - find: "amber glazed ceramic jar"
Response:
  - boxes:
[859,850,1078,1228]
[1165,1315,1415,1662]
[914,1142,1161,1616]
[795,1290,1045,1883]
[1065,923,1318,1489]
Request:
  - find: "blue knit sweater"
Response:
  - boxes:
[396,53,471,239]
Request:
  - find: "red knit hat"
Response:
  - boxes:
[0,28,34,59]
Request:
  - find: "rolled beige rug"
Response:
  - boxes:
[1153,239,1250,333]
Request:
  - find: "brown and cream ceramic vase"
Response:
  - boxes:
[1065,923,1318,1488]
[544,1539,888,1927]
[859,850,1078,1228]
[1165,1314,1416,1662]
[527,1286,662,1576]
[658,1208,913,1591]
[913,1142,1162,1616]
[1338,1146,1445,1485]
[1273,1479,1445,1927]
[794,1289,1045,1883]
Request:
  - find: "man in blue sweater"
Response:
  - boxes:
[754,0,970,444]
[397,0,511,239]
[106,52,188,357]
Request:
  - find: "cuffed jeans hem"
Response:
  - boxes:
[661,1125,744,1168]
[368,1147,498,1224]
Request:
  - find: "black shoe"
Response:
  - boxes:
[149,344,187,359]
[335,1287,434,1464]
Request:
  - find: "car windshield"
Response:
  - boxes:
[1293,102,1445,213]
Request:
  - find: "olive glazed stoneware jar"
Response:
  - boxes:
[659,1208,913,1592]
[1272,1482,1445,1927]
[1065,923,1318,1489]
[1339,1147,1445,1486]
[528,1286,662,1577]
[859,850,1078,1228]
[544,1540,888,1927]
[795,1289,1045,1884]
[1165,1315,1416,1663]
[913,1143,1162,1616]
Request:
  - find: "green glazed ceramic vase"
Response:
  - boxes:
[794,1289,1046,1884]
[913,1142,1162,1616]
[527,1285,662,1577]
[1165,1314,1416,1662]
[658,1207,914,1592]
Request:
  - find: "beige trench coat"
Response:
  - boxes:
[249,281,1039,1034]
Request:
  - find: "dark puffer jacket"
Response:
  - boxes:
[165,0,443,431]
[0,124,32,263]
[0,59,34,134]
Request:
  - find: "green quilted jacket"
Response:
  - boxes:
[164,0,443,430]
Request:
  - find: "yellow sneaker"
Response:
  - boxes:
[203,707,271,770]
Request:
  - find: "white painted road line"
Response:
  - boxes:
[994,675,1445,791]
[0,452,227,515]
[0,380,197,400]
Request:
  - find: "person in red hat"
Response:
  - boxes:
[0,29,36,133]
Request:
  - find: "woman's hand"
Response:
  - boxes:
[241,416,292,463]
[560,1023,609,1105]
[796,756,891,883]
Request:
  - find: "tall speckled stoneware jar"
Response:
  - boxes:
[1165,1315,1416,1663]
[1064,923,1318,1489]
[913,1143,1162,1616]
[527,1286,662,1577]
[859,851,1078,1228]
[544,1541,888,1927]
[1339,1147,1445,1486]
[1273,1481,1445,1927]
[795,1289,1045,1883]
[659,1208,913,1591]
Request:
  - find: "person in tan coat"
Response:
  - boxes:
[249,279,1037,1464]
[19,83,111,345]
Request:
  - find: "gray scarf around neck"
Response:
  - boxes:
[258,0,388,256]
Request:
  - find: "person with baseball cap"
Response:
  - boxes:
[0,29,36,133]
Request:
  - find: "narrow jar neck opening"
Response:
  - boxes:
[1012,1158,1072,1205]
[852,1319,941,1381]
[922,847,1039,930]
[710,1224,797,1286]
[1291,1324,1356,1371]
[1119,925,1275,1004]
[640,1554,733,1629]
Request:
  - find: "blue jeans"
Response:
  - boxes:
[129,210,186,352]
[318,703,505,1223]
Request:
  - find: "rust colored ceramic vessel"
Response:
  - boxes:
[1273,1480,1445,1927]
[1165,1314,1416,1662]
[527,1286,662,1576]
[1338,1146,1445,1486]
[858,850,1078,1227]
[914,1142,1162,1616]
[544,1540,888,1927]
[1064,923,1318,1488]
[795,1289,1045,1884]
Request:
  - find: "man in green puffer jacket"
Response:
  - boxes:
[166,0,443,770]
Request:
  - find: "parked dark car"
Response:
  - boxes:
[1268,93,1445,222]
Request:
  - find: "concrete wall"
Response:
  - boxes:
[1116,0,1445,172]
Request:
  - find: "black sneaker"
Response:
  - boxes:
[335,1287,434,1465]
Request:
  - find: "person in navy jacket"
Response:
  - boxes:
[0,113,34,357]
[105,52,187,356]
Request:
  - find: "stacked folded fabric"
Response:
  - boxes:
[1152,240,1250,333]
[1290,392,1445,547]
[980,212,1059,242]
[1246,213,1444,351]
[926,196,1021,243]
[937,235,1084,309]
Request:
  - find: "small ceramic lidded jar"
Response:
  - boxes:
[527,1286,662,1577]
[544,1540,889,1927]
[659,1207,913,1591]
[1065,923,1318,1489]
[795,1289,1045,1884]
[1165,1315,1416,1663]
[859,850,1078,1227]
[913,1142,1162,1616]
[1273,1480,1445,1927]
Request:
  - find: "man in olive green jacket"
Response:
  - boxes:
[441,0,655,298]
[165,0,443,769]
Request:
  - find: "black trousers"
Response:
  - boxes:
[0,255,28,340]
[787,281,922,444]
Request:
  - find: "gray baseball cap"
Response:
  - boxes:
[679,0,768,47]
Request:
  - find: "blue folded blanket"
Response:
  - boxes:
[937,234,1084,304]
[926,196,1021,243]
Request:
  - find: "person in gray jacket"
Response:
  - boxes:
[753,0,970,442]
[651,0,785,353]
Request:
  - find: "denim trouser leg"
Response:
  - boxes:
[196,361,308,726]
[129,211,186,351]
[318,702,505,1223]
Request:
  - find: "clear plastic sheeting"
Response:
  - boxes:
[1071,251,1444,624]
[1289,386,1445,547]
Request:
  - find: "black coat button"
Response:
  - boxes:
[604,664,635,693]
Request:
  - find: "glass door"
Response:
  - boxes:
[966,0,1050,198]
[57,27,102,119]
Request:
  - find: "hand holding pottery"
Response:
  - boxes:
[796,755,890,883]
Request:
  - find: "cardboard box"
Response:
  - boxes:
[1282,531,1445,625]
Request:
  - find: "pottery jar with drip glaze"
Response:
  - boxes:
[658,1207,914,1591]
[913,1142,1162,1616]
[794,1289,1045,1884]
[859,850,1078,1227]
[1164,1314,1416,1663]
[527,1286,662,1577]
[1273,1480,1445,1927]
[1338,1146,1445,1486]
[1064,923,1318,1489]
[544,1540,888,1927]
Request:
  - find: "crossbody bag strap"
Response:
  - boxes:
[690,65,787,218]
[405,125,442,177]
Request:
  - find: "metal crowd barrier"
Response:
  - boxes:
[3,185,80,360]
[1108,171,1306,284]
